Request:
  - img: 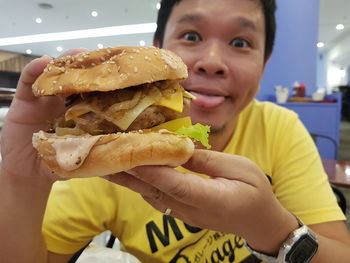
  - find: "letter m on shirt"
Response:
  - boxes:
[146,215,184,253]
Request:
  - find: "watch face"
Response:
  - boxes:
[286,235,318,263]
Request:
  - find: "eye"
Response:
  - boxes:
[182,32,201,42]
[230,39,249,48]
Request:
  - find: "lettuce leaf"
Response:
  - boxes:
[175,123,211,149]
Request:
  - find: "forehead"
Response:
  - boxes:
[168,0,264,29]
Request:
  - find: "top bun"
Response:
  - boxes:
[32,46,188,96]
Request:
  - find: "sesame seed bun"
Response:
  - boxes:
[33,130,194,178]
[32,46,188,96]
[31,46,195,178]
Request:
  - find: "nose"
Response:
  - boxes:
[193,43,229,77]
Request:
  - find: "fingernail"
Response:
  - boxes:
[125,169,138,176]
[41,55,51,60]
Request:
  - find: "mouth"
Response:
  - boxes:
[186,89,227,109]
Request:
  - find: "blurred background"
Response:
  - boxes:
[0,0,350,247]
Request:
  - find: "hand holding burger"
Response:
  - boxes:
[32,46,210,178]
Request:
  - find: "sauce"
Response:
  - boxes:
[36,131,101,171]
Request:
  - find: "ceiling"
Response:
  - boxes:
[0,0,160,57]
[319,0,350,51]
[0,0,349,58]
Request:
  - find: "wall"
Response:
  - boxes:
[257,0,320,100]
[0,51,38,72]
[319,32,350,92]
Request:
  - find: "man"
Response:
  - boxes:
[1,0,350,262]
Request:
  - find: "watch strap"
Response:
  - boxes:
[244,214,318,263]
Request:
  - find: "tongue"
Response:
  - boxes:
[190,91,225,108]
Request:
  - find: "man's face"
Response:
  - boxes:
[160,0,266,134]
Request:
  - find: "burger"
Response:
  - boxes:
[32,46,210,178]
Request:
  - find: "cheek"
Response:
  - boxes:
[233,61,263,90]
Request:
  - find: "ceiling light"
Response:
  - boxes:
[317,42,324,48]
[0,23,157,46]
[156,3,161,10]
[97,43,103,49]
[35,18,42,24]
[91,11,98,17]
[139,40,146,46]
[56,46,63,52]
[336,24,345,30]
[26,49,32,54]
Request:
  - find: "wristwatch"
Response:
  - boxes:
[244,215,318,263]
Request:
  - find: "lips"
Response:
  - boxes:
[189,91,226,108]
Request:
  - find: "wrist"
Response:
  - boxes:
[246,209,299,255]
[245,213,318,263]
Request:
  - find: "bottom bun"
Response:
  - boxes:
[32,130,194,178]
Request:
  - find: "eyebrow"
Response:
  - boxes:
[176,14,258,32]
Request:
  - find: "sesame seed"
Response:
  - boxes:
[129,56,134,59]
[78,58,84,62]
[91,63,96,66]
[58,86,63,90]
[134,67,138,73]
[145,56,150,61]
[107,49,112,54]
[53,80,57,84]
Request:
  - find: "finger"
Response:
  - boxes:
[15,56,52,100]
[57,48,89,58]
[182,149,230,176]
[183,149,264,184]
[16,48,89,101]
[104,171,204,223]
[128,166,230,207]
[103,172,164,200]
[142,195,202,227]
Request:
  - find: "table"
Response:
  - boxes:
[322,159,350,188]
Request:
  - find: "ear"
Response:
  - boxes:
[263,55,271,67]
[153,39,160,48]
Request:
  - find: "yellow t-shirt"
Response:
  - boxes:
[43,100,345,262]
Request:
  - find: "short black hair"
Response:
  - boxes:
[154,0,277,62]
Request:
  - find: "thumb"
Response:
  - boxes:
[181,149,229,176]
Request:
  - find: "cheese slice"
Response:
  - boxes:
[109,95,156,131]
[64,85,186,131]
[151,117,192,132]
[156,90,183,113]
